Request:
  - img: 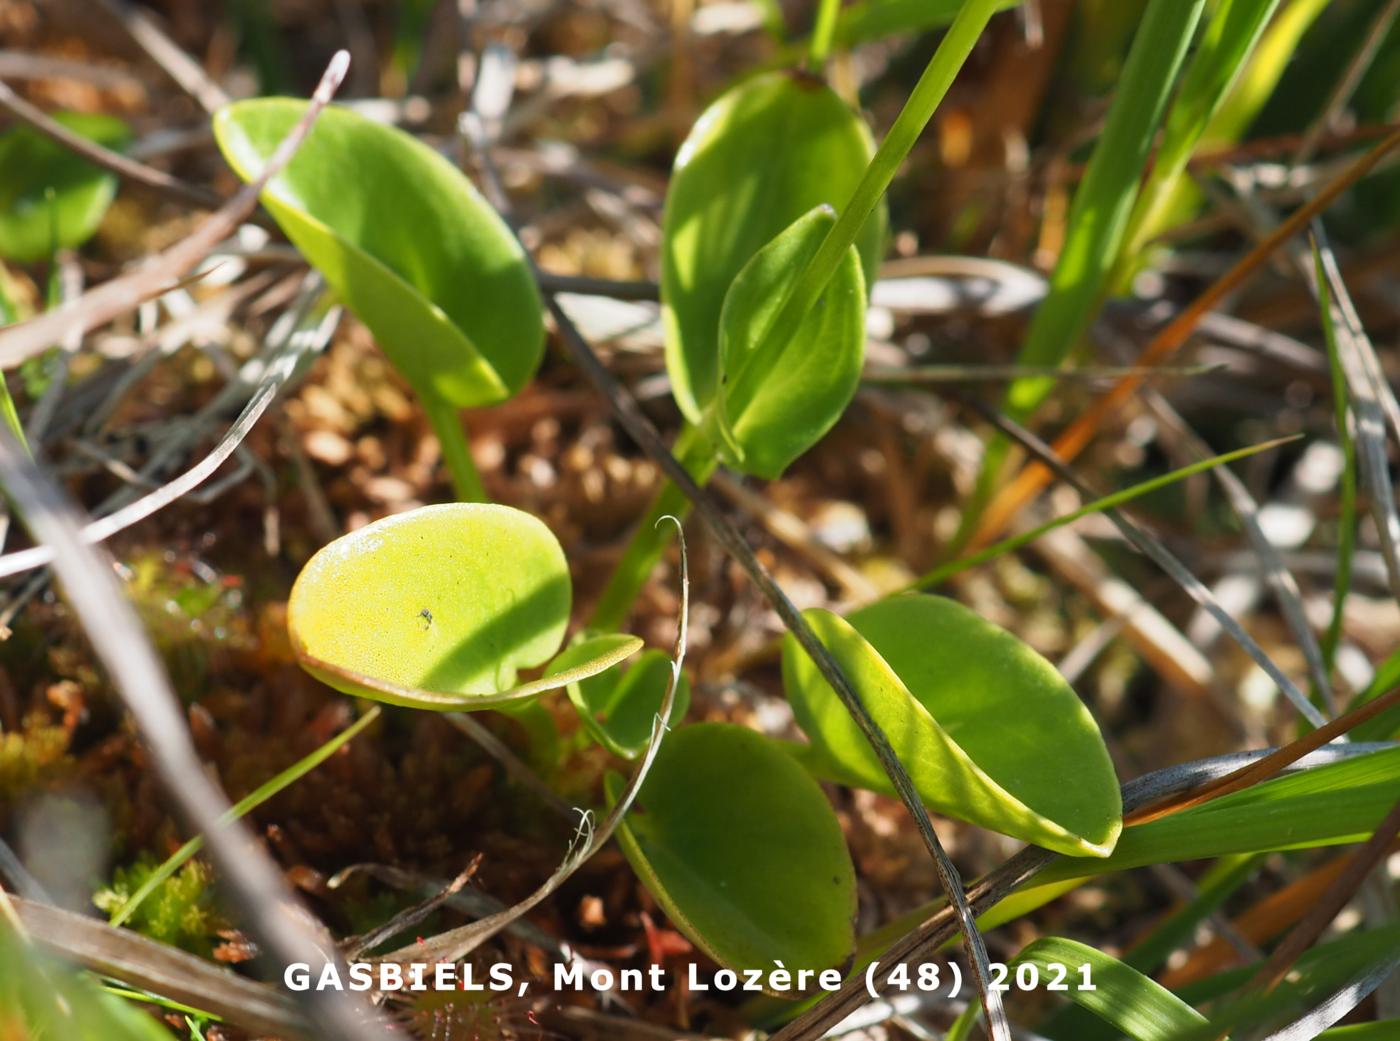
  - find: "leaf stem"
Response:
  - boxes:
[589,424,717,631]
[424,394,488,502]
[765,0,1002,354]
[808,0,842,69]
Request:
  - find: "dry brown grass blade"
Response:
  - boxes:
[1159,841,1400,989]
[0,50,349,370]
[1244,795,1400,997]
[971,123,1400,548]
[0,423,395,1041]
[11,896,305,1038]
[1125,685,1400,826]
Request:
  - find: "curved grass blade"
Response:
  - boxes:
[947,937,1207,1041]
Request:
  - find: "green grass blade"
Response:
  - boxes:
[0,265,28,453]
[1134,0,1331,246]
[1031,747,1400,889]
[832,0,1021,48]
[948,936,1208,1041]
[911,435,1298,591]
[1040,853,1262,1041]
[108,706,380,927]
[1033,938,1208,1041]
[1347,648,1400,742]
[963,747,1400,933]
[760,0,1005,369]
[808,0,841,67]
[1169,924,1400,1041]
[950,0,1208,558]
[1004,0,1208,418]
[1320,1023,1400,1040]
[0,921,173,1041]
[1121,854,1261,975]
[1114,0,1284,287]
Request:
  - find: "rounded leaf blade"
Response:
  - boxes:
[213,99,543,408]
[288,503,571,707]
[559,647,691,759]
[608,723,856,979]
[716,205,866,478]
[0,113,131,262]
[782,595,1122,856]
[661,71,884,421]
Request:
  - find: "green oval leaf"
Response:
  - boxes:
[0,113,131,262]
[781,594,1122,857]
[715,205,865,478]
[608,722,855,978]
[288,504,640,710]
[662,71,884,422]
[213,99,543,408]
[557,646,691,759]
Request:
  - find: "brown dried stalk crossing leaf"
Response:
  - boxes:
[1244,796,1400,998]
[770,744,1386,1041]
[1126,685,1400,825]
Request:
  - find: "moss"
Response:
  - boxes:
[0,711,74,803]
[93,857,229,958]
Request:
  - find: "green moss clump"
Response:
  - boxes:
[0,712,74,804]
[93,857,229,958]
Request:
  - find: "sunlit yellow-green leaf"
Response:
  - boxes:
[782,595,1121,857]
[213,100,543,409]
[661,71,883,422]
[714,205,866,478]
[288,504,637,709]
